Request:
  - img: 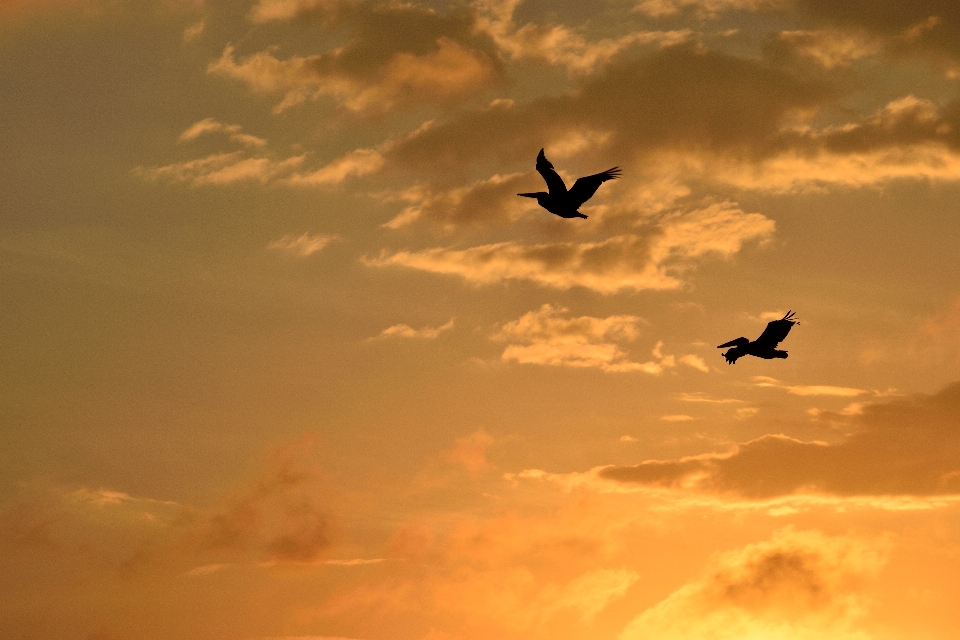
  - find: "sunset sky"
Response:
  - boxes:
[6,0,960,638]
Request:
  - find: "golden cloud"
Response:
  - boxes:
[382,173,537,229]
[476,0,692,75]
[248,0,357,24]
[752,376,868,397]
[600,381,960,497]
[769,29,882,68]
[367,202,773,293]
[492,304,671,373]
[133,152,307,186]
[268,233,340,256]
[634,0,784,18]
[372,318,454,340]
[619,527,889,640]
[209,2,501,115]
[178,118,267,148]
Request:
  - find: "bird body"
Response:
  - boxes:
[718,311,798,364]
[518,149,620,219]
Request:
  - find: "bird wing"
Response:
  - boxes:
[717,337,749,349]
[567,167,621,208]
[754,311,797,349]
[536,149,567,196]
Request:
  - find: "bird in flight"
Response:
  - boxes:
[718,311,798,365]
[518,149,620,219]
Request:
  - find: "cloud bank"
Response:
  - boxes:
[601,382,960,497]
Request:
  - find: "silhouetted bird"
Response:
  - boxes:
[518,149,620,219]
[718,311,798,365]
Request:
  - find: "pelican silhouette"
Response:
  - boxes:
[718,311,798,365]
[518,149,620,219]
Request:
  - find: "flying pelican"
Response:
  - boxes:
[718,311,798,365]
[518,149,621,219]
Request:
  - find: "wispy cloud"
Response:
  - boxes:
[752,376,867,397]
[633,0,783,18]
[248,0,357,24]
[178,117,266,148]
[372,318,454,340]
[476,0,692,75]
[381,173,536,230]
[491,305,671,373]
[678,392,744,403]
[368,203,774,294]
[770,28,882,68]
[285,148,385,186]
[598,381,960,497]
[133,152,306,186]
[268,233,340,257]
[678,354,709,372]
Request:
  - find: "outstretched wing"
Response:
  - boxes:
[754,311,798,349]
[536,149,567,196]
[567,167,621,208]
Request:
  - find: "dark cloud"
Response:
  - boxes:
[210,2,503,114]
[770,94,960,155]
[197,436,332,563]
[387,43,833,173]
[797,0,960,59]
[601,381,960,497]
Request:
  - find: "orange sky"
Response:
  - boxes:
[4,1,960,638]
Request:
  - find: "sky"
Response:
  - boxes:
[4,0,960,638]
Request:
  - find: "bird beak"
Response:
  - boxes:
[517,192,537,198]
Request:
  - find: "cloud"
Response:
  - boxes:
[372,318,454,340]
[381,173,536,229]
[768,29,882,68]
[796,1,960,61]
[209,4,501,115]
[444,428,495,474]
[633,0,783,18]
[911,292,960,365]
[133,152,307,186]
[367,203,774,293]
[183,19,205,42]
[752,376,867,397]
[285,148,385,185]
[491,304,672,373]
[599,381,960,497]
[193,436,333,563]
[385,45,832,173]
[476,0,692,75]
[317,497,645,634]
[248,0,357,24]
[0,483,183,560]
[662,414,696,421]
[619,527,889,640]
[268,233,340,256]
[678,354,710,372]
[699,95,960,192]
[679,392,744,403]
[178,118,267,148]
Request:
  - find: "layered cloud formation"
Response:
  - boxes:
[600,383,960,497]
[619,527,889,640]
